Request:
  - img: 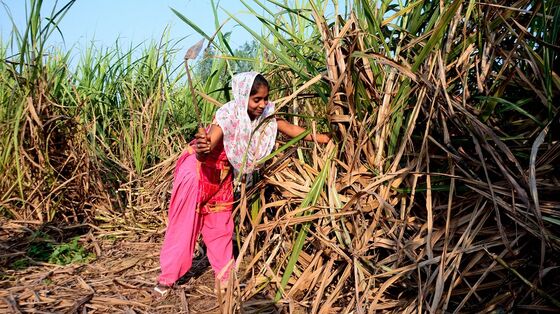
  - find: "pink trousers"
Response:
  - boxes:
[158,153,234,286]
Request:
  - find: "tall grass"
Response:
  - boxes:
[0,0,201,223]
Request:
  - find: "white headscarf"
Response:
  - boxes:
[215,71,277,175]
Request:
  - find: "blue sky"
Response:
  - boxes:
[0,0,261,54]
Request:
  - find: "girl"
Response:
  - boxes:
[154,71,330,298]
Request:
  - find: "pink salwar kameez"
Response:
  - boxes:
[158,140,234,286]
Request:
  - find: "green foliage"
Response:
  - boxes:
[196,40,259,82]
[27,241,54,262]
[232,40,259,73]
[195,45,217,82]
[10,235,95,269]
[26,231,54,262]
[10,258,30,270]
[48,237,95,265]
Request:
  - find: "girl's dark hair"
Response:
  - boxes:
[250,74,269,95]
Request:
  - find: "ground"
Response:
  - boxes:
[0,220,288,313]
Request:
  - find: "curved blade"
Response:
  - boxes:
[185,39,205,60]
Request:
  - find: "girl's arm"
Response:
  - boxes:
[276,118,331,144]
[194,125,223,160]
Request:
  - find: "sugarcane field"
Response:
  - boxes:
[0,0,559,313]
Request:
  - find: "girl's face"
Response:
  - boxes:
[247,85,269,120]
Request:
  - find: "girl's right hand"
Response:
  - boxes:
[194,127,211,156]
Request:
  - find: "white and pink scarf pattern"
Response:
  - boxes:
[215,71,277,176]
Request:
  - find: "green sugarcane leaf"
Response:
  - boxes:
[257,128,311,165]
[412,0,462,72]
[225,10,309,79]
[275,147,335,301]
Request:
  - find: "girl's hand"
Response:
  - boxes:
[193,124,224,161]
[194,127,211,156]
